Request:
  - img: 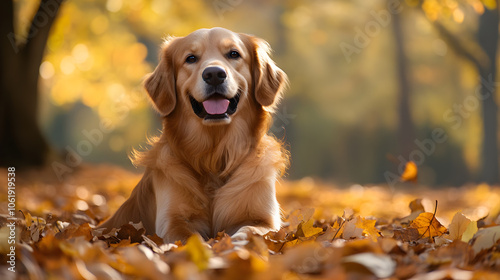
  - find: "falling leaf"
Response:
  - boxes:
[185,234,212,271]
[401,161,418,182]
[470,226,500,256]
[448,212,471,241]
[410,212,447,239]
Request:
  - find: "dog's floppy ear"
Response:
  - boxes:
[250,37,288,110]
[144,37,178,116]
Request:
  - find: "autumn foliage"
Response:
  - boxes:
[1,165,500,279]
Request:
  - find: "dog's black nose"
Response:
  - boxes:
[202,66,226,86]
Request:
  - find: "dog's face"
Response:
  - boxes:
[144,27,287,126]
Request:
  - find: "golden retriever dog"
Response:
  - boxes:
[100,27,288,243]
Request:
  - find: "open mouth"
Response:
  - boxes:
[190,93,240,121]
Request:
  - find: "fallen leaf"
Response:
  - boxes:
[409,199,425,213]
[448,212,471,241]
[56,223,92,241]
[410,212,447,239]
[393,228,420,242]
[461,221,478,243]
[355,217,379,241]
[470,226,500,256]
[116,223,145,244]
[185,234,212,271]
[212,235,234,254]
[296,218,323,238]
[316,225,336,242]
[342,253,396,278]
[342,217,363,239]
[288,208,315,231]
[110,245,169,278]
[409,268,473,280]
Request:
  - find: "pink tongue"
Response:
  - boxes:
[202,98,230,115]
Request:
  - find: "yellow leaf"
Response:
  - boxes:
[249,252,268,272]
[448,212,471,240]
[185,234,212,271]
[296,218,323,238]
[25,212,33,227]
[401,161,418,182]
[461,221,478,243]
[355,217,380,241]
[410,212,447,239]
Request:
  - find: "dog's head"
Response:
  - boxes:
[144,27,287,126]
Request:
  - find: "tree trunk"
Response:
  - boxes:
[0,0,63,168]
[392,11,415,157]
[477,5,499,184]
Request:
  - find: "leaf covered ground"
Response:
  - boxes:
[1,165,500,279]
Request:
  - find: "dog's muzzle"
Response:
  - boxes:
[190,93,240,120]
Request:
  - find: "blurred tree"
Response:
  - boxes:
[414,0,499,184]
[0,0,63,167]
[477,5,499,184]
[391,10,416,157]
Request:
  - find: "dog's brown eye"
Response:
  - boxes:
[185,55,197,64]
[228,50,240,59]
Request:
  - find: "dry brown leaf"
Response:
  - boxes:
[393,228,420,242]
[409,199,425,213]
[212,235,234,254]
[470,226,500,256]
[116,223,145,244]
[56,223,92,241]
[448,212,471,241]
[342,218,363,239]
